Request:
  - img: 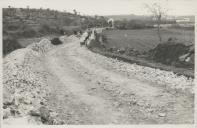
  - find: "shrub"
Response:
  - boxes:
[149,41,189,65]
[51,37,63,45]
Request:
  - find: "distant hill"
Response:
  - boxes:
[105,14,152,21]
[105,14,195,22]
[175,15,195,22]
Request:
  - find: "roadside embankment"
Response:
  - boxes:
[3,36,67,125]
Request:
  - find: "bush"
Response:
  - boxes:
[3,37,23,56]
[149,41,189,65]
[51,37,63,45]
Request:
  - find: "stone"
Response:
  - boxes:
[3,108,11,119]
[3,88,14,106]
[50,112,58,118]
[29,110,40,117]
[158,113,166,117]
[39,106,50,123]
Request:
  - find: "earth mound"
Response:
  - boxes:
[149,38,194,68]
[3,38,64,125]
[27,38,55,53]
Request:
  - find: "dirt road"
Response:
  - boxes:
[44,39,194,124]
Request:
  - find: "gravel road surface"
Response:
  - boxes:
[43,38,194,124]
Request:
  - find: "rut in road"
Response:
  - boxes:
[44,41,194,124]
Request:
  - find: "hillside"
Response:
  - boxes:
[3,8,86,37]
[3,7,108,56]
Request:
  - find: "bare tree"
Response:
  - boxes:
[73,9,77,15]
[145,2,168,42]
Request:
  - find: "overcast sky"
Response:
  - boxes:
[1,0,196,16]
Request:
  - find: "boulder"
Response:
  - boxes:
[158,113,166,117]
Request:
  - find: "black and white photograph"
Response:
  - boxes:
[1,0,196,126]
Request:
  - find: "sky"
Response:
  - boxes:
[1,0,197,16]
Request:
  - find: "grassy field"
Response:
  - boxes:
[103,28,194,53]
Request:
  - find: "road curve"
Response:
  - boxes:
[44,39,194,124]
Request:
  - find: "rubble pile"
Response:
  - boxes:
[107,58,194,94]
[3,40,63,124]
[3,48,45,122]
[27,39,55,53]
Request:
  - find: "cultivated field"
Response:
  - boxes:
[103,28,194,53]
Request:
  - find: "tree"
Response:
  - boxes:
[145,1,168,42]
[94,15,98,19]
[26,5,30,19]
[73,9,77,15]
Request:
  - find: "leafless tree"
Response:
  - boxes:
[145,2,168,42]
[73,9,77,15]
